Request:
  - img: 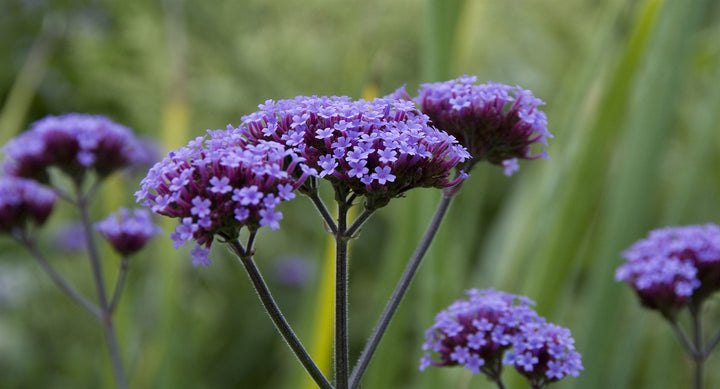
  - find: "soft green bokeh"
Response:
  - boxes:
[1,0,719,388]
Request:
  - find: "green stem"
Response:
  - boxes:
[335,199,350,389]
[226,236,333,389]
[109,257,130,314]
[690,304,704,389]
[349,192,455,389]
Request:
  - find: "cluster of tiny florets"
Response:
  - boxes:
[2,114,146,183]
[420,289,582,387]
[95,208,161,256]
[616,224,720,319]
[136,131,306,266]
[416,75,551,175]
[236,94,470,209]
[0,176,57,233]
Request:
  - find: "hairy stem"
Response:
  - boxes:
[349,192,455,388]
[226,237,333,389]
[335,199,350,389]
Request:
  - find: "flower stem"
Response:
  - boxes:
[335,199,350,389]
[226,237,333,389]
[109,257,130,314]
[345,208,374,239]
[77,187,128,389]
[349,192,455,389]
[16,231,101,320]
[702,327,720,357]
[690,304,705,389]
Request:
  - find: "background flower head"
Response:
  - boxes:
[416,75,551,175]
[95,208,161,256]
[0,176,57,233]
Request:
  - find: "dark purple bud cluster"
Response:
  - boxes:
[236,94,470,209]
[417,75,551,175]
[0,176,57,233]
[420,289,582,387]
[136,131,306,266]
[616,224,720,319]
[95,208,161,256]
[2,114,146,183]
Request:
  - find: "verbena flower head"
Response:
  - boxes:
[0,176,56,233]
[420,289,582,388]
[616,224,720,319]
[2,114,145,183]
[235,95,470,209]
[95,208,161,256]
[416,75,551,175]
[136,131,306,266]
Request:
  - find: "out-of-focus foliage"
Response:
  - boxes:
[1,0,720,388]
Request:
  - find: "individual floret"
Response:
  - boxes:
[416,75,551,175]
[95,208,161,256]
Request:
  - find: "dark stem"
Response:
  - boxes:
[226,237,333,389]
[335,199,350,389]
[16,230,101,320]
[690,304,704,389]
[76,187,128,389]
[669,319,698,357]
[109,257,130,314]
[349,193,455,389]
[305,179,338,234]
[702,327,720,357]
[345,208,374,239]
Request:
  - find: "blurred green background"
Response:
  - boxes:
[1,0,720,388]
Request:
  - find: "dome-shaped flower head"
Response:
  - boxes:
[235,95,470,210]
[95,208,161,256]
[2,114,145,183]
[616,224,720,319]
[0,176,56,233]
[416,75,552,176]
[506,322,583,388]
[136,131,307,266]
[420,289,582,388]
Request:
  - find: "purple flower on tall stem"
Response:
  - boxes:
[416,75,552,175]
[0,176,57,233]
[136,130,307,265]
[420,289,582,388]
[95,208,161,256]
[235,95,470,210]
[2,114,146,183]
[616,224,720,320]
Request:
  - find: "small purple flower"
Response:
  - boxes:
[2,114,146,183]
[95,208,161,256]
[616,224,720,319]
[0,176,56,233]
[136,131,305,266]
[235,94,470,210]
[416,75,552,175]
[420,288,582,387]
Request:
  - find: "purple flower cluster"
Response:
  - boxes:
[420,289,582,387]
[0,176,57,233]
[616,224,720,319]
[236,94,470,209]
[95,208,161,256]
[2,114,145,183]
[136,131,306,266]
[416,75,551,175]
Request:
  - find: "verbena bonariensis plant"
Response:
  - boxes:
[137,74,577,389]
[1,114,160,389]
[616,224,720,389]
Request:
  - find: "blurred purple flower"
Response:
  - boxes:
[2,113,146,183]
[420,289,582,388]
[616,224,720,319]
[273,256,315,288]
[236,94,470,209]
[416,75,551,175]
[0,176,56,233]
[52,222,87,253]
[95,208,161,256]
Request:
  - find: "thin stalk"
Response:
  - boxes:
[669,319,698,357]
[109,257,130,314]
[16,230,101,320]
[349,192,455,389]
[690,304,704,389]
[345,209,374,239]
[226,237,333,389]
[76,187,128,389]
[304,179,338,234]
[335,200,350,389]
[702,327,720,357]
